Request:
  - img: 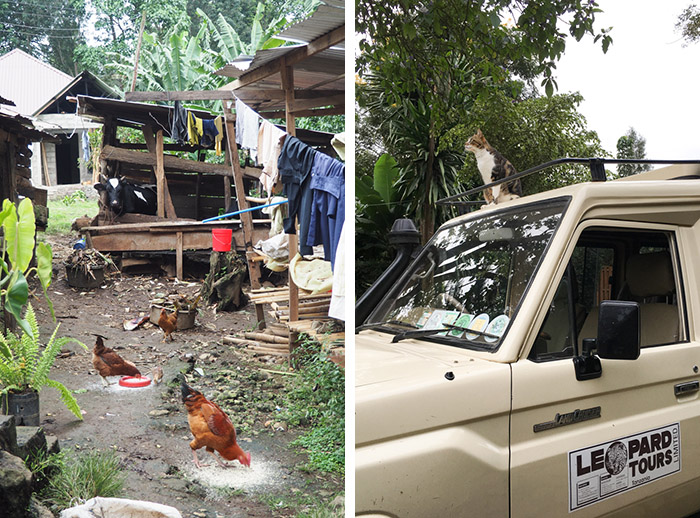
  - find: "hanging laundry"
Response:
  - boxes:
[331,132,345,161]
[257,120,286,195]
[81,130,90,163]
[199,118,219,148]
[277,135,316,256]
[214,116,223,156]
[328,223,345,321]
[171,100,189,145]
[235,97,259,161]
[306,152,345,268]
[187,111,203,146]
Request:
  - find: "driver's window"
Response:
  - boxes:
[529,226,681,362]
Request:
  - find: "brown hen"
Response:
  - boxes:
[92,335,141,386]
[158,308,178,342]
[180,377,251,469]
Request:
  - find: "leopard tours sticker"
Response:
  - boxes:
[568,423,680,512]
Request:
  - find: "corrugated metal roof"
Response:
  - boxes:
[0,49,72,116]
[276,4,344,48]
[215,46,343,80]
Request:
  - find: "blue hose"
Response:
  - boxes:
[202,199,288,223]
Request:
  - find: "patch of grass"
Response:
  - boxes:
[280,335,345,475]
[24,449,67,492]
[46,197,98,235]
[36,448,126,512]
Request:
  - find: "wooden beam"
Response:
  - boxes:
[219,25,345,90]
[118,142,201,152]
[260,106,345,119]
[86,226,269,253]
[125,89,343,102]
[100,145,233,176]
[288,94,344,112]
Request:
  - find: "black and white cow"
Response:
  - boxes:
[94,176,157,216]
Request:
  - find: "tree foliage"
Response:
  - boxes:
[441,91,607,195]
[676,4,700,45]
[356,0,612,243]
[615,127,651,178]
[0,0,87,75]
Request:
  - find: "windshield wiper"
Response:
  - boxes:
[355,320,418,334]
[392,323,501,343]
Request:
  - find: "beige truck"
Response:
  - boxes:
[355,163,700,517]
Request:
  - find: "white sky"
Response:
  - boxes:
[555,1,700,160]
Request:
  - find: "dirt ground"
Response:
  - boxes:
[31,232,344,517]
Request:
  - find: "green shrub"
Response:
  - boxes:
[281,335,345,474]
[38,448,126,512]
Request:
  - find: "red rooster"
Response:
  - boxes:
[92,335,141,387]
[180,377,251,469]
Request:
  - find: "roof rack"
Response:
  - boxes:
[436,158,700,206]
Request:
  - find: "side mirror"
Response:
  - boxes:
[597,300,640,360]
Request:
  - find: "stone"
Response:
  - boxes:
[0,414,18,455]
[45,434,60,455]
[148,409,170,417]
[28,495,54,518]
[0,450,32,518]
[15,426,47,461]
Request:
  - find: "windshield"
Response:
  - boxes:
[366,199,569,350]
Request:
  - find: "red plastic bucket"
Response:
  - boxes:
[212,228,233,252]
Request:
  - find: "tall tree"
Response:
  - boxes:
[356,0,612,243]
[616,127,652,178]
[0,0,86,75]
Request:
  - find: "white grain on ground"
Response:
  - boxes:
[185,457,288,493]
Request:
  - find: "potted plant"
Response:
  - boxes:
[0,303,86,424]
[0,198,86,424]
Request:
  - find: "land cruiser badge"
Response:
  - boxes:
[533,406,601,433]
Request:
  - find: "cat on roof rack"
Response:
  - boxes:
[464,129,522,205]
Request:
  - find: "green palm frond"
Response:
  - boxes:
[45,379,83,421]
[33,326,86,393]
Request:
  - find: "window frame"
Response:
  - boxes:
[527,220,688,362]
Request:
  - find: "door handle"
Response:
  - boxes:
[674,380,699,396]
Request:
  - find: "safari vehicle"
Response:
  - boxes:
[355,160,700,517]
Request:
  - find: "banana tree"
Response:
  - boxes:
[0,198,53,338]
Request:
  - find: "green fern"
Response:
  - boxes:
[45,379,83,421]
[0,303,87,420]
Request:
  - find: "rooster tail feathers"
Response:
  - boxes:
[180,376,196,402]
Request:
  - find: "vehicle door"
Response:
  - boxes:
[510,221,700,517]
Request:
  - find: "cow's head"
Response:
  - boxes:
[94,175,126,215]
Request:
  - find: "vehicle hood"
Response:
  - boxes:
[355,331,511,445]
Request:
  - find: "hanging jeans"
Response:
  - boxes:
[278,136,316,256]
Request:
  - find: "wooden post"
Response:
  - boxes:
[131,12,147,92]
[40,142,51,187]
[222,101,262,290]
[280,60,299,323]
[143,126,177,219]
[223,152,232,212]
[155,130,165,218]
[176,231,183,280]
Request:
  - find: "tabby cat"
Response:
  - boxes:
[464,129,522,204]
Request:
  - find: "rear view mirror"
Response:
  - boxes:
[597,301,640,360]
[478,228,513,242]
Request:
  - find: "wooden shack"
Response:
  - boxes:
[75,95,271,283]
[0,102,53,228]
